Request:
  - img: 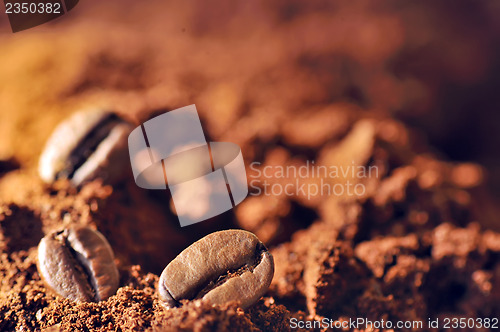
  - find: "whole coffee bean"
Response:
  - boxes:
[158,230,274,309]
[38,109,133,186]
[37,225,119,302]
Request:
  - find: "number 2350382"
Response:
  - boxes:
[5,2,62,14]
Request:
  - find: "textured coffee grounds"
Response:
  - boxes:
[0,142,499,332]
[1,1,500,331]
[2,115,498,331]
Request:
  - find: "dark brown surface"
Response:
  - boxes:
[0,1,499,331]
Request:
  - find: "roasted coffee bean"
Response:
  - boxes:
[158,230,274,309]
[37,226,119,302]
[38,109,132,186]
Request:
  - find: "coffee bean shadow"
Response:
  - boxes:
[272,201,318,247]
[0,204,43,253]
[92,178,239,275]
[0,158,20,178]
[146,187,240,244]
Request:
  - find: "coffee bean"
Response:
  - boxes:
[38,109,133,186]
[158,230,274,309]
[37,226,119,302]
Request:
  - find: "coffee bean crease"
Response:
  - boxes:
[37,226,119,302]
[159,230,274,309]
[38,109,132,186]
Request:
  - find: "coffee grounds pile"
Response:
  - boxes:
[0,1,499,331]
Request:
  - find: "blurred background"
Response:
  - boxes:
[0,0,499,209]
[1,4,499,327]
